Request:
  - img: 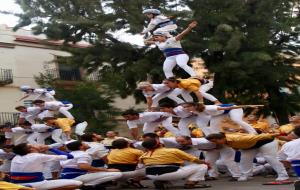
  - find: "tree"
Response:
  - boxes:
[14,0,300,124]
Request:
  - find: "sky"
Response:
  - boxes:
[0,0,144,46]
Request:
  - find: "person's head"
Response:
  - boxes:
[159,102,176,113]
[142,133,160,145]
[15,106,27,112]
[2,144,14,153]
[42,117,57,126]
[289,115,300,124]
[247,115,258,123]
[66,140,89,151]
[206,133,227,145]
[163,77,180,88]
[20,85,33,93]
[142,9,161,19]
[142,138,160,150]
[176,136,192,146]
[137,82,153,92]
[32,100,45,107]
[20,121,32,129]
[181,102,205,112]
[153,33,168,42]
[12,143,31,156]
[122,109,140,121]
[106,131,117,138]
[293,126,300,138]
[80,133,101,142]
[112,139,129,149]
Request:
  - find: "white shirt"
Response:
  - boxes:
[155,37,182,51]
[44,101,65,111]
[143,15,170,33]
[204,105,225,116]
[142,84,170,97]
[31,124,52,133]
[11,153,67,172]
[278,138,300,161]
[32,88,50,95]
[126,112,171,129]
[19,107,42,118]
[84,142,108,160]
[60,150,92,169]
[173,106,194,118]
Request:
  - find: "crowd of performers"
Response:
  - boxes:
[0,8,300,190]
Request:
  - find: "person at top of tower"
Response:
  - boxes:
[141,8,177,35]
[144,21,198,78]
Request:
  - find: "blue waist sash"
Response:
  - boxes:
[60,168,88,179]
[10,172,44,183]
[61,100,72,105]
[163,48,185,57]
[219,104,234,114]
[291,160,300,177]
[158,20,176,28]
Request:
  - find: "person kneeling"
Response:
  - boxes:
[60,141,122,190]
[140,138,211,189]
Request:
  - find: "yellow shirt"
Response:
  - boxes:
[252,121,269,132]
[225,133,274,149]
[279,124,294,134]
[191,128,204,138]
[0,181,27,190]
[163,131,175,137]
[140,147,198,166]
[107,147,144,164]
[178,79,201,92]
[54,118,75,132]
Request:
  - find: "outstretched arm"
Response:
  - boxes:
[19,94,30,101]
[144,37,156,45]
[175,21,198,41]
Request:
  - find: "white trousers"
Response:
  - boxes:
[38,104,74,119]
[147,164,207,182]
[143,117,179,135]
[205,147,241,178]
[152,88,185,107]
[200,82,218,102]
[195,114,212,135]
[59,103,74,119]
[27,132,52,144]
[240,140,288,180]
[35,91,56,102]
[163,54,196,78]
[51,129,68,143]
[209,109,257,134]
[74,172,122,186]
[121,168,146,180]
[20,179,82,190]
[178,116,197,136]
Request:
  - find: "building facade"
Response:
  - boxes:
[0,25,144,125]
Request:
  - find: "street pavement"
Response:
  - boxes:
[118,176,297,190]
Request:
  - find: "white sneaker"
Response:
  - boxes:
[75,121,88,136]
[237,176,248,181]
[276,176,289,181]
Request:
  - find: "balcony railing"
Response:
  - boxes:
[46,68,82,81]
[46,68,100,82]
[0,112,20,126]
[0,68,13,85]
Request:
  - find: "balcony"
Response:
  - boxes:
[0,112,20,126]
[46,67,100,88]
[46,68,82,81]
[0,68,13,85]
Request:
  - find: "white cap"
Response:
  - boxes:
[142,9,161,15]
[20,85,32,91]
